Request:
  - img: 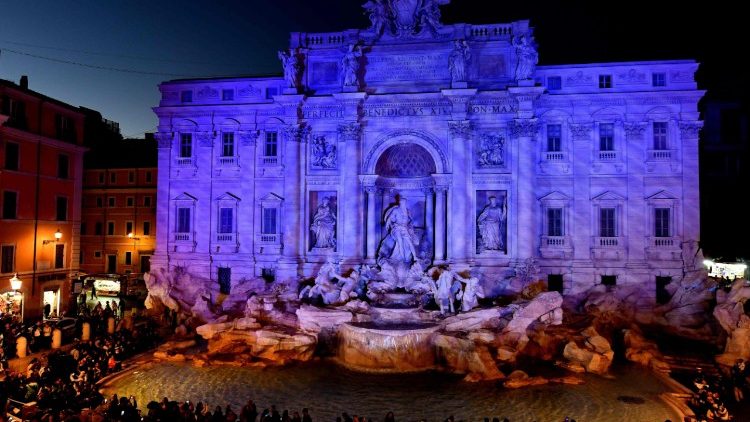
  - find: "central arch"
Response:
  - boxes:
[363,129,448,175]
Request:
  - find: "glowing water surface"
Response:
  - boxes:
[104,361,679,421]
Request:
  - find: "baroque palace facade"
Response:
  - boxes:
[151,2,703,300]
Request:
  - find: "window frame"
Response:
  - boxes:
[4,142,19,171]
[598,74,612,89]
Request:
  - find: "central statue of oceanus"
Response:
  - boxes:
[379,196,420,265]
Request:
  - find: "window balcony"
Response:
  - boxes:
[217,156,238,167]
[216,233,235,243]
[174,233,192,242]
[595,236,619,247]
[176,157,194,166]
[649,236,676,248]
[257,233,279,244]
[598,151,617,161]
[261,156,279,165]
[539,236,572,259]
[648,150,672,161]
[544,152,566,162]
[646,236,681,260]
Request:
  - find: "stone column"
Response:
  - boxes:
[150,132,174,272]
[424,188,435,258]
[278,124,309,280]
[338,122,364,263]
[447,120,473,265]
[365,185,378,262]
[510,119,540,262]
[434,187,447,263]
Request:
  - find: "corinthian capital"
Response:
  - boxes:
[239,130,259,147]
[337,122,362,140]
[679,121,703,140]
[623,122,647,140]
[283,124,311,143]
[448,120,472,138]
[508,119,539,138]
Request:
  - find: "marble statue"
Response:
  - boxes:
[310,197,337,249]
[278,49,300,89]
[333,269,361,303]
[363,0,388,36]
[433,267,461,315]
[477,134,505,167]
[477,196,506,252]
[144,269,179,311]
[448,40,471,84]
[311,135,337,169]
[299,260,344,305]
[418,0,444,33]
[513,34,538,81]
[381,197,419,264]
[456,273,484,312]
[341,44,363,88]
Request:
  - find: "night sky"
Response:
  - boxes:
[0,0,744,137]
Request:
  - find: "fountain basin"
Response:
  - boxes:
[337,321,440,372]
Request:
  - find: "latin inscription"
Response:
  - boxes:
[362,106,452,118]
[366,53,448,82]
[303,109,344,119]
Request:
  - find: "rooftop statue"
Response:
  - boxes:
[513,34,538,81]
[362,0,450,37]
[278,49,301,89]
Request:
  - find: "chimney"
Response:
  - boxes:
[20,75,28,90]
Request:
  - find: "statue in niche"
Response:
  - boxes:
[311,135,337,169]
[513,34,538,81]
[448,40,471,83]
[310,197,337,249]
[341,44,363,88]
[456,273,484,312]
[477,134,505,167]
[278,49,300,89]
[380,197,420,265]
[363,0,388,36]
[477,196,507,252]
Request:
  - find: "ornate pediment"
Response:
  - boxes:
[173,192,198,202]
[591,191,626,202]
[539,191,571,202]
[216,192,241,202]
[363,0,450,38]
[645,190,677,201]
[259,193,284,203]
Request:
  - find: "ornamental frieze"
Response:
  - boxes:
[508,119,539,138]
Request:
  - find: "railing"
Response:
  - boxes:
[258,233,279,244]
[545,152,566,161]
[218,156,238,166]
[649,150,672,161]
[598,151,617,161]
[596,237,619,247]
[262,156,278,165]
[303,32,347,47]
[543,236,566,247]
[469,24,513,38]
[650,237,676,248]
[176,157,193,166]
[216,233,235,242]
[174,233,191,241]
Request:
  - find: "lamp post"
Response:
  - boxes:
[43,228,63,245]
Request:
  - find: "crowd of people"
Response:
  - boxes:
[0,318,157,421]
[687,359,750,421]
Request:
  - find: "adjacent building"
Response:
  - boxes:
[80,137,157,277]
[151,6,704,302]
[0,77,87,320]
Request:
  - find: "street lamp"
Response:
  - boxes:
[43,228,63,245]
[6,273,22,314]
